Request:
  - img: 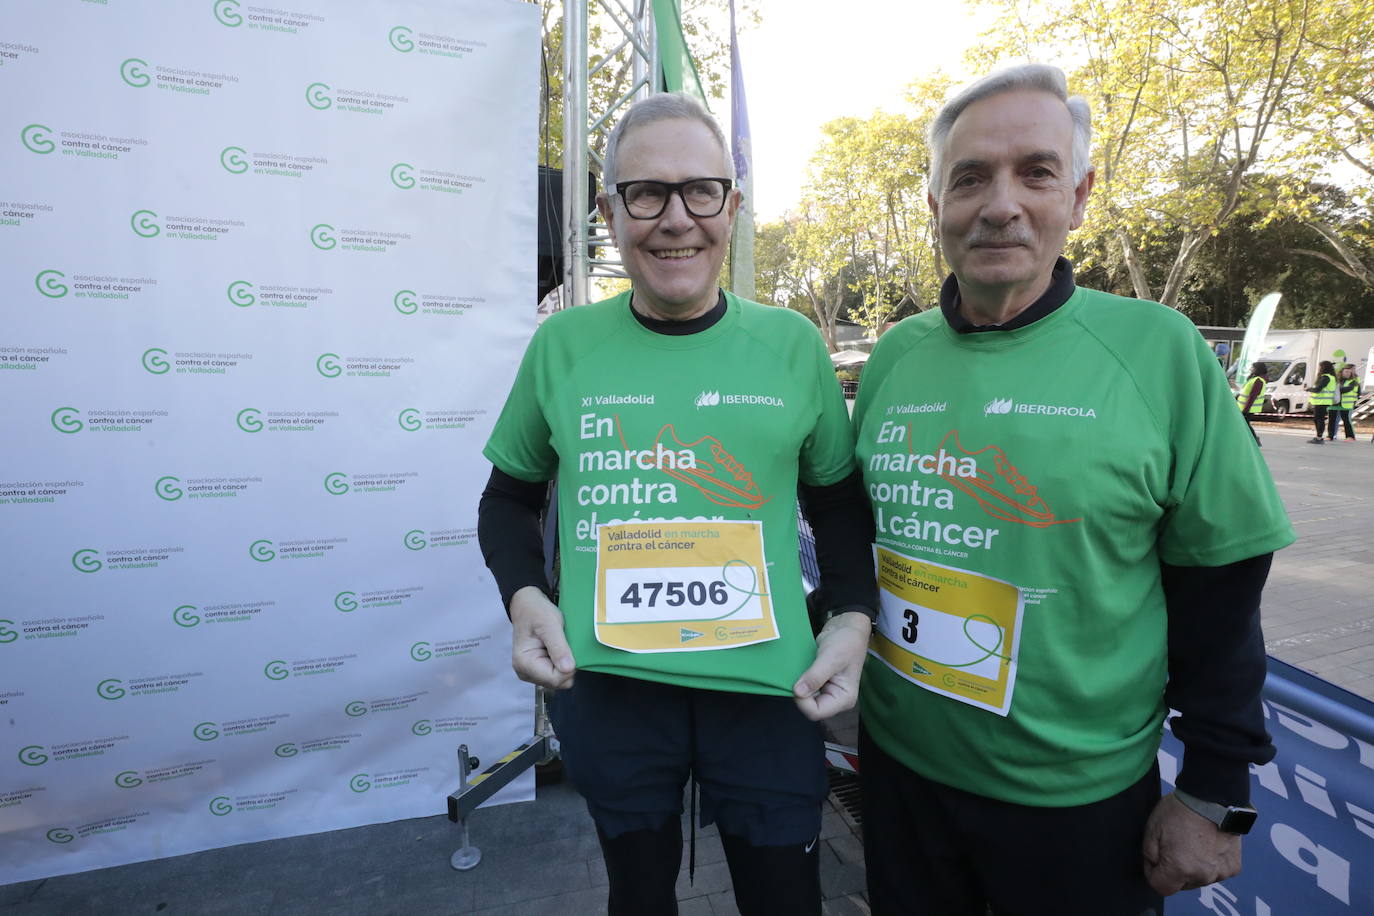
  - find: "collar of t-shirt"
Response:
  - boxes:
[629,289,727,335]
[939,257,1076,334]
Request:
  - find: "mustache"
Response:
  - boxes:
[966,228,1032,247]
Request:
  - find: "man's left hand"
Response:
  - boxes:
[792,611,872,721]
[1142,793,1243,896]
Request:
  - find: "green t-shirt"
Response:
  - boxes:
[853,287,1295,806]
[485,290,856,696]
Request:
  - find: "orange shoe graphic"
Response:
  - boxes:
[935,430,1079,528]
[653,424,770,510]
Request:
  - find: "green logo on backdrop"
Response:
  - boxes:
[316,353,341,377]
[115,771,143,788]
[142,348,170,374]
[214,0,243,27]
[36,270,68,298]
[0,619,18,644]
[310,223,336,250]
[47,828,74,844]
[236,408,263,433]
[249,540,276,562]
[398,408,421,431]
[121,58,150,88]
[411,720,432,736]
[389,26,414,52]
[344,701,368,717]
[264,660,288,680]
[410,641,432,662]
[394,290,418,315]
[52,407,84,433]
[72,549,102,573]
[97,678,126,700]
[209,796,233,815]
[173,605,200,627]
[220,146,248,173]
[324,472,349,495]
[334,591,358,612]
[349,773,371,793]
[274,743,298,758]
[155,476,184,501]
[131,210,161,238]
[227,280,256,307]
[194,722,220,741]
[404,530,427,551]
[22,123,55,154]
[305,82,332,110]
[19,745,48,765]
[390,163,415,189]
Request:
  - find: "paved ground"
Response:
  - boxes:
[3,419,1369,914]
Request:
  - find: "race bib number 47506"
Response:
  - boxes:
[594,520,777,653]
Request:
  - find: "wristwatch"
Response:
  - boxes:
[1172,789,1258,835]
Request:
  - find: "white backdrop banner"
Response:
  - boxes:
[0,0,539,884]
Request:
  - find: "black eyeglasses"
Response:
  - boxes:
[613,178,733,219]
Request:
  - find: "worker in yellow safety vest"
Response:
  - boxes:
[1306,360,1338,444]
[1326,364,1359,441]
[1236,365,1266,445]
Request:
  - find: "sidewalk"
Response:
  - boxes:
[3,422,1369,914]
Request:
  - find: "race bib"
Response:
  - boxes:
[594,520,777,653]
[870,546,1024,716]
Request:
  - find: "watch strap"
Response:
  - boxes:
[1172,789,1257,835]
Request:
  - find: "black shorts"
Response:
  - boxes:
[549,670,827,844]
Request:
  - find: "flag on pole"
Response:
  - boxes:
[1234,292,1282,387]
[651,0,708,104]
[728,0,756,297]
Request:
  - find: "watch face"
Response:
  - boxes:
[1219,807,1258,835]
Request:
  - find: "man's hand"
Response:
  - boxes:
[793,611,872,721]
[509,586,576,690]
[1142,793,1243,896]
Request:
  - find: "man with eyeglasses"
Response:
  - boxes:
[478,92,877,915]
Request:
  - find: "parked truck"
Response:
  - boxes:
[1229,328,1374,414]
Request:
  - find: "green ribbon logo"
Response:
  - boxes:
[310,223,336,250]
[173,605,201,627]
[121,58,150,88]
[404,530,427,551]
[97,678,126,700]
[394,290,418,315]
[142,347,170,374]
[36,269,68,298]
[324,472,349,495]
[390,163,415,189]
[156,476,184,501]
[209,796,233,816]
[227,280,256,307]
[410,641,433,662]
[0,619,18,644]
[398,408,422,431]
[72,549,102,573]
[220,146,249,173]
[249,540,276,562]
[335,591,359,612]
[115,771,143,789]
[19,745,48,766]
[344,700,368,717]
[52,407,83,433]
[305,82,332,110]
[411,720,433,736]
[131,209,161,237]
[213,0,243,27]
[21,123,55,154]
[316,353,342,377]
[274,743,298,758]
[264,659,289,680]
[47,828,74,844]
[194,721,220,741]
[236,408,263,433]
[389,26,414,52]
[349,773,372,793]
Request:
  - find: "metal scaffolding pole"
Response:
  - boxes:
[562,0,659,309]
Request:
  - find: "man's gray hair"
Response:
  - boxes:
[602,92,734,188]
[927,63,1092,198]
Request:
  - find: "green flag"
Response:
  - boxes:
[652,0,708,105]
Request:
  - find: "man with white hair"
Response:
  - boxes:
[479,92,878,915]
[852,64,1294,914]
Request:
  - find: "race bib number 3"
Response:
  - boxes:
[594,520,777,653]
[870,546,1024,716]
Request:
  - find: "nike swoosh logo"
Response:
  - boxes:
[804,835,818,854]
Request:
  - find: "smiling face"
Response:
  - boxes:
[929,89,1093,323]
[597,118,739,321]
